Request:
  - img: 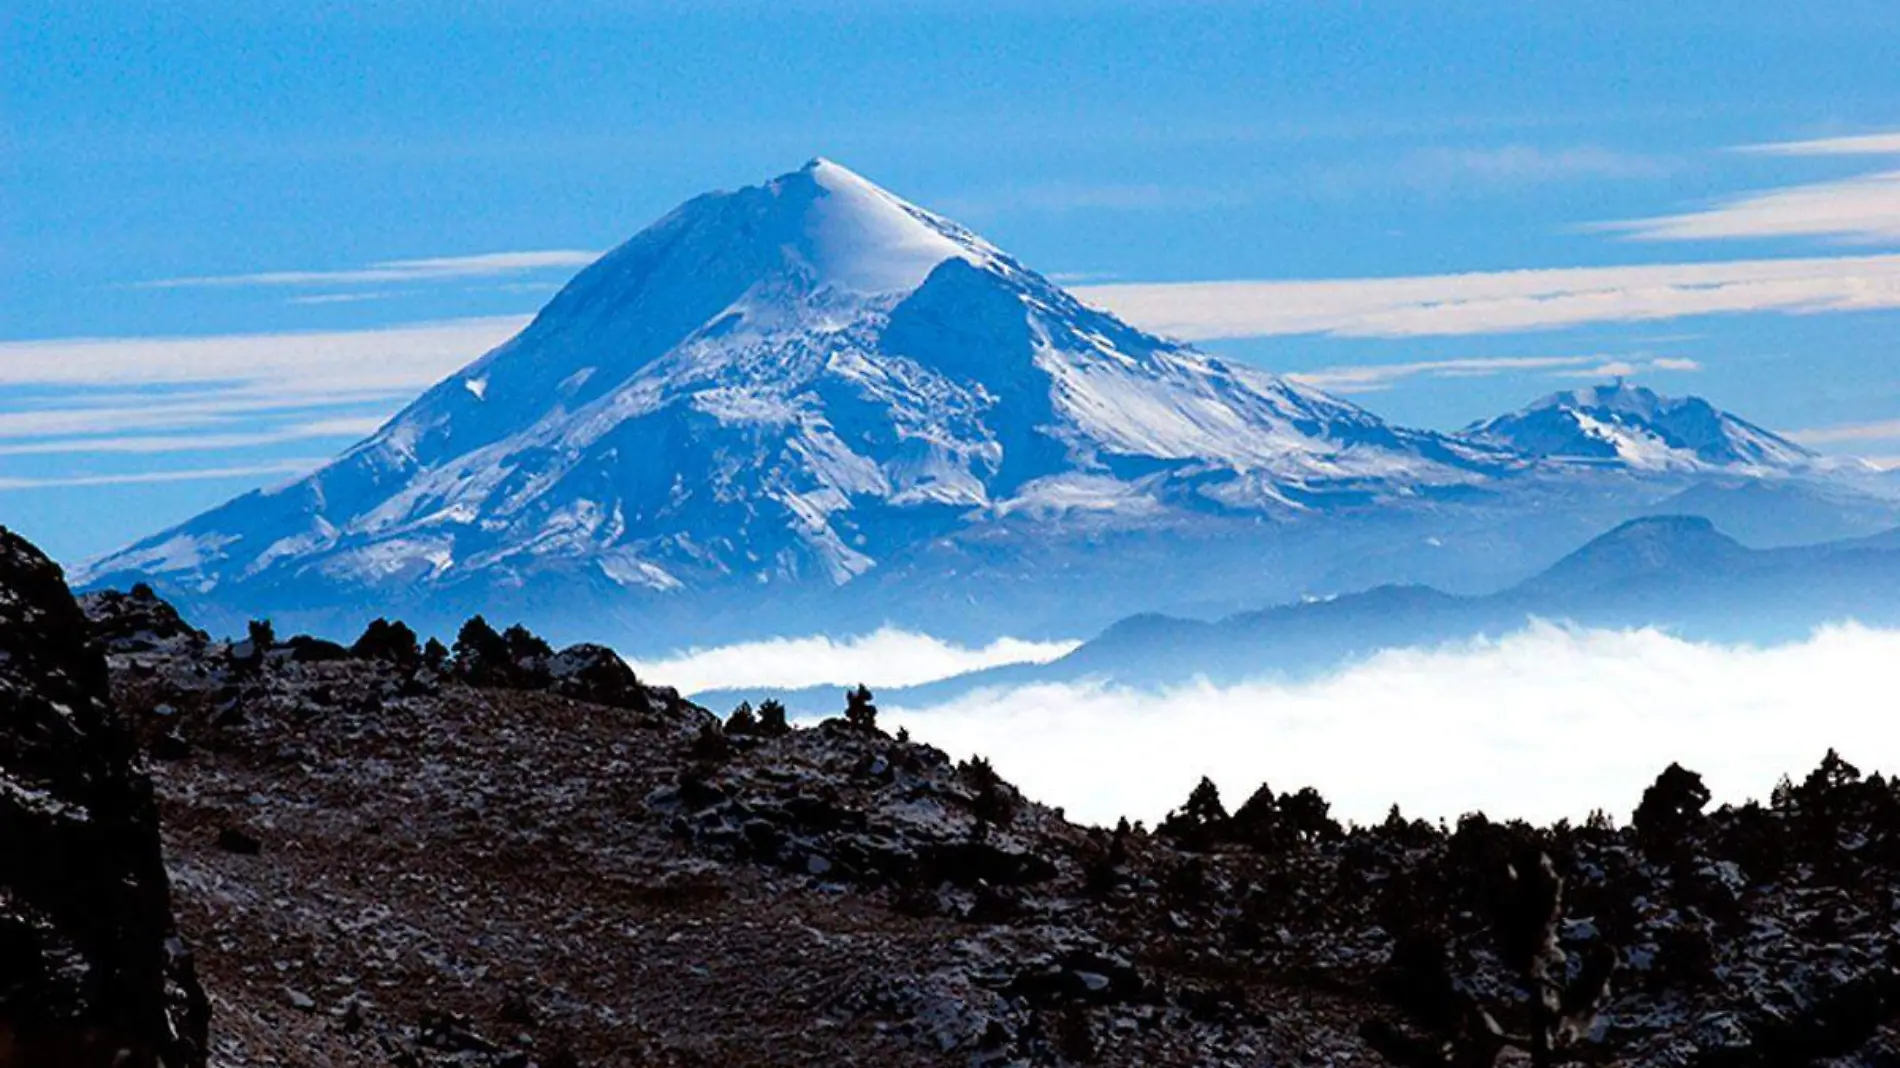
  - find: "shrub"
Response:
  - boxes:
[1277,786,1343,846]
[247,618,275,650]
[961,756,1016,828]
[502,623,553,663]
[352,617,422,667]
[1632,762,1710,860]
[844,684,878,731]
[756,698,790,738]
[1231,783,1282,851]
[453,615,509,683]
[689,720,730,763]
[1157,776,1229,849]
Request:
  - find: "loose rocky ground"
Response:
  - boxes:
[7,543,1900,1066]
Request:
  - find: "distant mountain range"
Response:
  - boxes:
[704,513,1900,714]
[76,160,1900,648]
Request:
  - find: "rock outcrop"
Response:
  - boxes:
[0,529,207,1066]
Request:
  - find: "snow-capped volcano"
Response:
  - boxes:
[81,159,1512,628]
[1458,381,1816,472]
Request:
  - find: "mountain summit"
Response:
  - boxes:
[80,160,1511,636]
[1459,380,1815,471]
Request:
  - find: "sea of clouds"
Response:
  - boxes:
[879,622,1900,829]
[644,620,1900,831]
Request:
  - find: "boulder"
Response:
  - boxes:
[547,643,651,711]
[77,583,208,656]
[0,527,209,1066]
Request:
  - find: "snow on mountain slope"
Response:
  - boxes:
[79,160,1513,619]
[1458,381,1816,472]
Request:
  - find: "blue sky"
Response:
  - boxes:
[7,0,1900,561]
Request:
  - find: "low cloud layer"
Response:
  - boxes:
[877,622,1900,829]
[624,627,1082,694]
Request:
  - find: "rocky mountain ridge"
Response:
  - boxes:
[5,527,1894,1065]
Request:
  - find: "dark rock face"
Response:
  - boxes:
[0,529,207,1067]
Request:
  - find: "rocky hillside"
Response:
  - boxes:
[0,529,207,1067]
[38,568,1900,1065]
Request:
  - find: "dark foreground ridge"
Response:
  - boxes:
[6,527,1900,1065]
[0,529,208,1066]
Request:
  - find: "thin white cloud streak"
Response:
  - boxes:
[1075,254,1900,340]
[1286,354,1699,394]
[1743,131,1900,157]
[287,291,414,306]
[939,184,1250,217]
[1400,145,1671,187]
[883,622,1900,828]
[0,459,324,492]
[0,390,404,440]
[0,317,527,393]
[1549,356,1702,380]
[1289,356,1596,392]
[0,318,521,458]
[140,250,599,289]
[625,627,1083,694]
[1788,417,1900,446]
[1602,131,1900,243]
[1605,170,1900,244]
[0,416,384,456]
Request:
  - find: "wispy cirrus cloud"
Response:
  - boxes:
[138,249,599,290]
[0,459,324,493]
[1397,144,1672,190]
[1552,356,1702,380]
[1787,417,1900,447]
[0,318,524,476]
[1603,130,1900,244]
[0,316,526,395]
[938,183,1251,217]
[1075,254,1900,340]
[286,290,416,306]
[1742,131,1900,157]
[1605,170,1900,244]
[0,390,404,440]
[0,417,385,457]
[1286,354,1700,394]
